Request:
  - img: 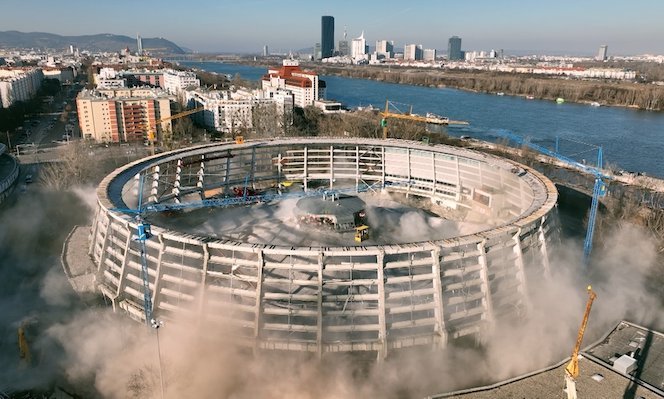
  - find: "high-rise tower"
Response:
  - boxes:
[137,34,143,56]
[448,36,462,60]
[321,16,335,59]
[597,45,608,61]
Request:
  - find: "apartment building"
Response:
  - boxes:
[0,67,43,108]
[77,88,175,143]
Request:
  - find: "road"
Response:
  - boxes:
[14,82,82,155]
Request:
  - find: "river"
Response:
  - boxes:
[180,61,664,178]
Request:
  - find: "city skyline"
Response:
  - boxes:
[1,0,663,55]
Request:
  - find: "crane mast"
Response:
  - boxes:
[147,106,205,155]
[564,285,597,399]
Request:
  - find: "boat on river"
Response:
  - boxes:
[556,98,565,104]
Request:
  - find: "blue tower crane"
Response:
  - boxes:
[112,172,156,326]
[489,130,609,265]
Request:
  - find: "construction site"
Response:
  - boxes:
[2,135,660,398]
[88,137,558,357]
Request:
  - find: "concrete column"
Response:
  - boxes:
[303,146,308,192]
[151,234,166,316]
[96,215,113,272]
[406,148,411,197]
[355,146,360,191]
[196,156,205,198]
[277,152,283,192]
[329,145,334,189]
[250,147,256,187]
[149,166,160,204]
[381,147,386,189]
[477,241,494,339]
[512,228,531,315]
[430,247,448,349]
[376,251,388,361]
[455,157,461,190]
[88,206,102,256]
[253,250,265,356]
[116,223,133,297]
[431,152,437,197]
[316,252,324,359]
[538,216,551,278]
[198,244,210,321]
[173,159,182,203]
[224,154,231,190]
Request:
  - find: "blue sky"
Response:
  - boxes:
[1,0,662,55]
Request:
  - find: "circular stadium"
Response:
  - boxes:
[89,137,558,358]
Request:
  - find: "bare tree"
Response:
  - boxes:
[40,142,102,190]
[252,102,279,137]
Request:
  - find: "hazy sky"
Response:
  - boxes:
[1,0,662,55]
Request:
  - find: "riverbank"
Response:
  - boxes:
[232,60,663,111]
[313,64,664,111]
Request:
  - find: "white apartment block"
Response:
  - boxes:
[0,68,43,108]
[185,88,293,134]
[261,59,320,108]
[351,32,368,61]
[423,48,437,62]
[404,44,423,61]
[163,69,200,95]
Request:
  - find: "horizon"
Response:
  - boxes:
[1,0,663,56]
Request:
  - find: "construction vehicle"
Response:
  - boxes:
[564,285,597,399]
[354,225,370,242]
[146,106,205,155]
[380,100,468,139]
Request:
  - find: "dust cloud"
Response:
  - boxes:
[1,184,663,398]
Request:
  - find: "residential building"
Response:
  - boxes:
[423,48,437,62]
[76,88,175,143]
[42,66,75,83]
[0,67,43,108]
[375,40,394,58]
[597,45,608,61]
[163,69,200,95]
[404,44,423,61]
[263,45,269,57]
[261,59,322,108]
[321,16,335,59]
[448,36,463,60]
[185,87,293,134]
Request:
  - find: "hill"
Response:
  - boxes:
[0,31,185,54]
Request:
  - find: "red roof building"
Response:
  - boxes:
[261,59,321,108]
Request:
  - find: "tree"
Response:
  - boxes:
[252,102,279,137]
[40,142,102,190]
[172,117,195,143]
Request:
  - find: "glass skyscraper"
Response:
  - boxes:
[321,16,335,59]
[448,36,462,60]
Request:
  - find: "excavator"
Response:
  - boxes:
[564,285,597,399]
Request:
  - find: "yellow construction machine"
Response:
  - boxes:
[564,285,597,399]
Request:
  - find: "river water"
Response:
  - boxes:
[181,61,664,177]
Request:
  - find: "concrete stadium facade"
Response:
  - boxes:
[89,138,558,358]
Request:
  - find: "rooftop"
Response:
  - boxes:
[430,320,664,399]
